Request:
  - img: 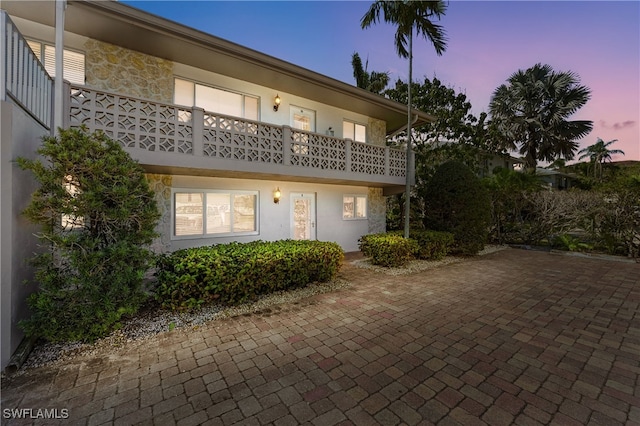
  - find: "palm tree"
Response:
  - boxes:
[489,63,593,174]
[351,52,390,94]
[361,0,447,238]
[578,137,625,181]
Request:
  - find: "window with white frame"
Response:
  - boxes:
[26,39,85,85]
[343,120,366,143]
[343,195,367,220]
[173,190,258,237]
[174,78,259,120]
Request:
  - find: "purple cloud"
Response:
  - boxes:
[599,120,637,130]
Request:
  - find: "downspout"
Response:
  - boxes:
[53,0,66,133]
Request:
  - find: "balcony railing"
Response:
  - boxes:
[65,84,408,186]
[1,11,53,129]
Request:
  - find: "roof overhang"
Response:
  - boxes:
[3,0,435,134]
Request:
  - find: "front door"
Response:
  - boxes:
[291,193,316,240]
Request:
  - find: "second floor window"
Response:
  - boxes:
[26,40,85,85]
[343,121,366,143]
[174,78,259,120]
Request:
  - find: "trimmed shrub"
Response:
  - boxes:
[424,160,491,255]
[391,230,454,260]
[358,233,417,267]
[16,127,160,342]
[155,240,344,309]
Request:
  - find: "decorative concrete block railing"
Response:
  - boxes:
[66,83,408,183]
[1,11,53,129]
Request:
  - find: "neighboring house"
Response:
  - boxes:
[423,139,520,178]
[478,152,520,178]
[0,1,434,369]
[535,168,578,190]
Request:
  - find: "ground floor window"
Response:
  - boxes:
[343,195,367,219]
[173,190,258,237]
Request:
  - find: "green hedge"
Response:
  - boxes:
[155,240,344,309]
[359,230,454,267]
[390,230,454,260]
[358,233,417,267]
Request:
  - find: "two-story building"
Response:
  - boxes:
[1,0,434,369]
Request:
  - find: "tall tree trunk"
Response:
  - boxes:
[404,30,413,239]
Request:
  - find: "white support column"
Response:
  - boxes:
[0,12,7,101]
[53,0,66,133]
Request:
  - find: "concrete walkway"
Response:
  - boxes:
[1,248,639,425]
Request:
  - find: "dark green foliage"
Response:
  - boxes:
[391,230,454,260]
[482,167,544,244]
[489,63,592,172]
[424,160,491,255]
[383,77,500,232]
[359,230,454,267]
[16,127,160,342]
[552,234,593,252]
[358,234,417,267]
[155,240,344,309]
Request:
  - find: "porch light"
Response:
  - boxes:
[273,187,281,204]
[273,94,281,111]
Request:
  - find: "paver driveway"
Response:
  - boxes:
[1,248,639,425]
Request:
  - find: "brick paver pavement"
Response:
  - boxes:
[1,248,639,425]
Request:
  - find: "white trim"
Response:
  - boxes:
[342,194,368,220]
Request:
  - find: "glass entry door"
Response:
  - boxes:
[290,106,316,132]
[291,193,316,240]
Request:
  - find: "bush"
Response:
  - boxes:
[155,240,344,309]
[482,167,544,244]
[424,160,491,255]
[358,233,417,267]
[16,127,160,342]
[391,230,454,260]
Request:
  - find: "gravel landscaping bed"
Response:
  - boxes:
[8,245,508,375]
[14,278,351,373]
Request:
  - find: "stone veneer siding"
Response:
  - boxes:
[367,119,388,234]
[368,187,386,234]
[146,174,172,253]
[368,117,387,147]
[84,39,173,103]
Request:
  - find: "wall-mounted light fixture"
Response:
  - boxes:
[273,94,281,112]
[273,187,281,204]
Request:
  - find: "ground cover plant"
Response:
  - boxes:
[155,240,344,309]
[17,127,160,342]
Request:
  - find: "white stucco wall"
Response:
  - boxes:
[173,62,379,143]
[1,100,48,370]
[169,176,370,253]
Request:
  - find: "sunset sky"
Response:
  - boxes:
[123,1,640,162]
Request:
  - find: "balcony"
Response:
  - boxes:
[64,84,409,189]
